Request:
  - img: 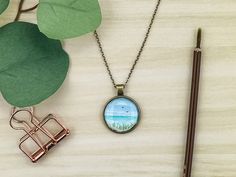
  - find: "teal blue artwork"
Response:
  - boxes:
[104,97,140,133]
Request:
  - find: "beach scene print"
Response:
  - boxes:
[104,97,139,133]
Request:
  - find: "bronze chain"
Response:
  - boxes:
[94,0,162,88]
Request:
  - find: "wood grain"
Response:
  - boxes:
[0,0,236,176]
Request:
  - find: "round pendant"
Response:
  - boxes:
[103,96,140,134]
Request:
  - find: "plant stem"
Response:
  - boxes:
[14,0,25,21]
[21,4,38,12]
[14,0,39,22]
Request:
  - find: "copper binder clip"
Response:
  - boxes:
[10,107,70,163]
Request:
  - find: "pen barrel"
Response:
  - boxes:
[183,49,201,177]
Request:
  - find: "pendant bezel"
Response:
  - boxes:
[103,95,141,134]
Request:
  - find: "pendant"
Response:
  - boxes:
[103,84,140,134]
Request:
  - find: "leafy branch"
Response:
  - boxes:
[0,0,102,107]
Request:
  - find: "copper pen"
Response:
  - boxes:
[183,28,202,177]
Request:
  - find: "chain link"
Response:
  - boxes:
[94,0,162,88]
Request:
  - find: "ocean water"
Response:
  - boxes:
[105,115,138,124]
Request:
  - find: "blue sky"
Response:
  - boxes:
[105,98,138,117]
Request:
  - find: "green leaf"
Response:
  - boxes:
[0,22,69,107]
[0,0,9,15]
[37,0,102,39]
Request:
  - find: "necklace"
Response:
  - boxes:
[94,0,162,134]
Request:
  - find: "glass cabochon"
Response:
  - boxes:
[104,96,140,133]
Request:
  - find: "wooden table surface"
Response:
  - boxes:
[0,0,236,177]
